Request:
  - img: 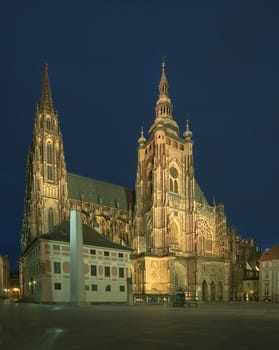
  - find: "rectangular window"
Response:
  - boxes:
[91,265,97,276]
[54,282,61,290]
[104,251,110,256]
[90,249,96,255]
[105,266,110,277]
[118,253,123,258]
[119,267,124,278]
[120,285,125,292]
[105,285,111,292]
[53,262,61,274]
[53,245,60,251]
[91,284,98,291]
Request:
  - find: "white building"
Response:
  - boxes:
[259,244,279,302]
[22,221,132,303]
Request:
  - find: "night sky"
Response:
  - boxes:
[2,0,279,271]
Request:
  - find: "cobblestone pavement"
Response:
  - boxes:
[1,301,278,350]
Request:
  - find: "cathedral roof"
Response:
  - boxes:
[194,180,209,205]
[67,173,134,211]
[259,244,279,261]
[67,172,207,208]
[41,220,132,251]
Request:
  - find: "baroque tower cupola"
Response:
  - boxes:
[149,59,179,137]
[183,119,193,142]
[137,125,146,146]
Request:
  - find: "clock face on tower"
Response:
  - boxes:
[170,166,178,178]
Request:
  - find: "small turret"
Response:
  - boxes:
[138,125,146,146]
[183,119,193,141]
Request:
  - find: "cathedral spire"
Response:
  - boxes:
[39,63,54,114]
[159,57,168,97]
[155,58,173,119]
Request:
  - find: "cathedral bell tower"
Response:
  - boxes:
[21,64,68,252]
[134,60,196,256]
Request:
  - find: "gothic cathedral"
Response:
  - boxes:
[21,62,259,302]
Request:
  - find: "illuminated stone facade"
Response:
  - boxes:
[259,245,279,302]
[21,62,259,302]
[22,221,131,303]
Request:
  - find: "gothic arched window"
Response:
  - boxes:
[170,179,173,192]
[174,180,178,193]
[48,208,54,231]
[46,143,54,181]
[169,166,179,194]
[46,118,51,130]
[47,143,53,163]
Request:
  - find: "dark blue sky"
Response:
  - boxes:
[1,0,279,270]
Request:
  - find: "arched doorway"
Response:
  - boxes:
[217,282,223,301]
[202,280,208,301]
[210,281,215,301]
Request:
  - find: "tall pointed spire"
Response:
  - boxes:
[155,58,173,119]
[39,63,54,114]
[158,56,169,97]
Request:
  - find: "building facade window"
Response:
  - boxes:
[118,253,123,258]
[120,285,125,292]
[91,265,97,276]
[91,284,97,291]
[52,244,60,251]
[54,282,61,290]
[53,262,61,274]
[119,267,124,278]
[105,285,111,292]
[104,251,110,256]
[105,266,110,277]
[90,249,96,255]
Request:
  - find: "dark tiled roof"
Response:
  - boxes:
[260,244,279,261]
[41,220,132,251]
[195,180,208,205]
[67,173,134,211]
[68,172,208,207]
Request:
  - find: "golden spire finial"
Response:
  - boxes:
[186,119,189,131]
[183,115,193,140]
[138,122,146,145]
[162,56,166,70]
[141,122,144,138]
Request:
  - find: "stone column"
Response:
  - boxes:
[70,210,84,304]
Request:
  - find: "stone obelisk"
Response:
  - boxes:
[70,210,84,304]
